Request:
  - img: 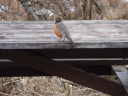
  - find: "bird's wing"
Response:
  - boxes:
[56,22,72,41]
[56,22,76,47]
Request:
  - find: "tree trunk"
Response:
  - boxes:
[19,0,43,21]
[92,0,102,15]
[82,0,88,20]
[89,0,92,20]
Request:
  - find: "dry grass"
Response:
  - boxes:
[103,0,128,20]
[0,0,28,21]
[0,76,110,96]
[0,0,128,21]
[89,0,128,20]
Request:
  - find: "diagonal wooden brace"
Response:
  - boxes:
[0,49,127,96]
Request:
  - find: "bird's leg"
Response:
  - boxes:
[58,38,62,42]
[63,37,65,41]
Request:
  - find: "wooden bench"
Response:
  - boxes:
[0,20,128,96]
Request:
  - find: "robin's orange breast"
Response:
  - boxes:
[54,24,62,38]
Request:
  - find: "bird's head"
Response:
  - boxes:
[54,18,62,23]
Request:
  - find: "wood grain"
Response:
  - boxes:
[0,20,128,49]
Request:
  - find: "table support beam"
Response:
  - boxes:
[112,65,128,93]
[0,50,127,96]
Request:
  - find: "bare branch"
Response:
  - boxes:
[19,0,43,21]
[92,0,102,14]
[89,0,93,20]
[37,1,63,17]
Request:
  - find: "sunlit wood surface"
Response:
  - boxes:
[0,20,127,49]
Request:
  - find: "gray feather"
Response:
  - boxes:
[56,22,72,42]
[56,22,76,47]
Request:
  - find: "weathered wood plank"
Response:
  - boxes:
[0,42,128,49]
[0,20,127,49]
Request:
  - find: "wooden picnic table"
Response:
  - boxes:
[0,20,128,48]
[0,20,128,96]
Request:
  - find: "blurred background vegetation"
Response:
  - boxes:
[0,0,128,96]
[0,0,128,21]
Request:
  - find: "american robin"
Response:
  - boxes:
[54,18,76,47]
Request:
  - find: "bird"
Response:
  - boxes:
[54,18,76,47]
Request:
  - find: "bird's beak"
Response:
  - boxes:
[54,18,56,21]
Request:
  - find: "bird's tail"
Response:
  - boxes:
[71,41,77,48]
[68,38,77,48]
